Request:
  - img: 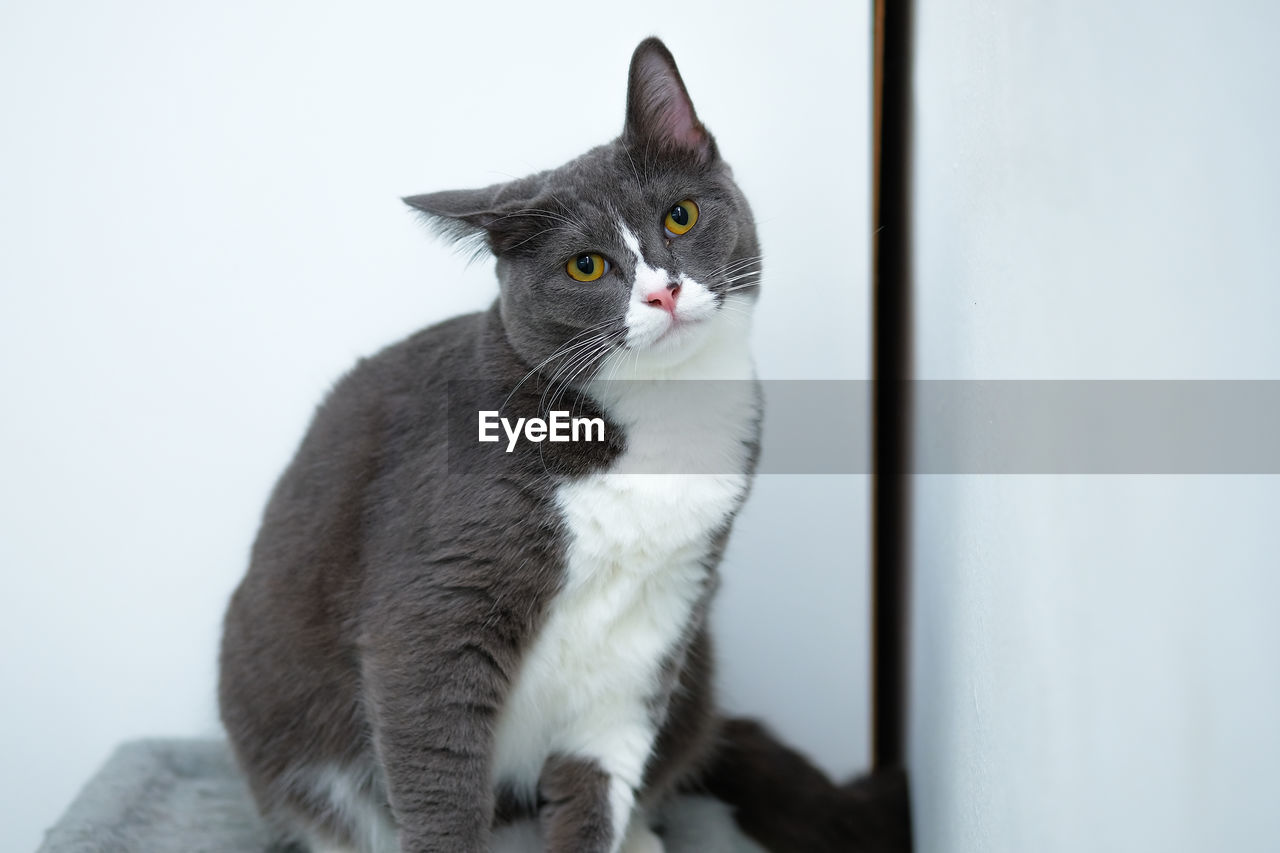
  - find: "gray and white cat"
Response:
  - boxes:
[220,37,760,853]
[219,37,910,853]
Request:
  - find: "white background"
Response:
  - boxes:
[0,2,872,850]
[909,2,1280,851]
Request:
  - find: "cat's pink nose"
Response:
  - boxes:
[645,283,681,315]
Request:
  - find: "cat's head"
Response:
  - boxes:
[405,37,760,377]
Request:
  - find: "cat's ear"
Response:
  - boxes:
[624,37,717,162]
[403,182,543,257]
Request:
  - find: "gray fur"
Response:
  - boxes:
[219,37,761,853]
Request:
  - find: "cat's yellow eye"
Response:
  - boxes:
[664,199,699,236]
[567,253,609,282]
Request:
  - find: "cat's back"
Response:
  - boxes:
[219,304,525,783]
[220,307,499,653]
[244,307,489,547]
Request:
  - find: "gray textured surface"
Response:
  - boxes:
[36,740,277,853]
[37,740,765,853]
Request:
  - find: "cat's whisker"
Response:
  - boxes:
[623,149,644,187]
[516,328,612,395]
[715,255,764,273]
[546,330,623,411]
[530,335,609,467]
[538,348,606,427]
[576,331,624,381]
[506,226,568,253]
[707,256,764,278]
[486,207,591,250]
[545,347,607,417]
[540,190,594,234]
[542,333,613,394]
[531,332,616,476]
[542,337,607,399]
[500,321,620,412]
[721,271,764,291]
[491,207,578,228]
[602,344,633,384]
[538,328,620,408]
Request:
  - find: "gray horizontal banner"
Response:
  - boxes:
[909,380,1280,474]
[444,381,1280,474]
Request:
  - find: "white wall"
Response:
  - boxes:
[909,2,1280,851]
[0,2,872,850]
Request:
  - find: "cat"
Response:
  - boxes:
[218,36,911,853]
[220,36,761,853]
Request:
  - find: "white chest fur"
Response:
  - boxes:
[490,297,758,804]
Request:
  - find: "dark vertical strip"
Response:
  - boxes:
[871,0,913,770]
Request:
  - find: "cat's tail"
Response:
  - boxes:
[686,717,912,853]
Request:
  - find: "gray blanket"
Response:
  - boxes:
[37,740,766,853]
